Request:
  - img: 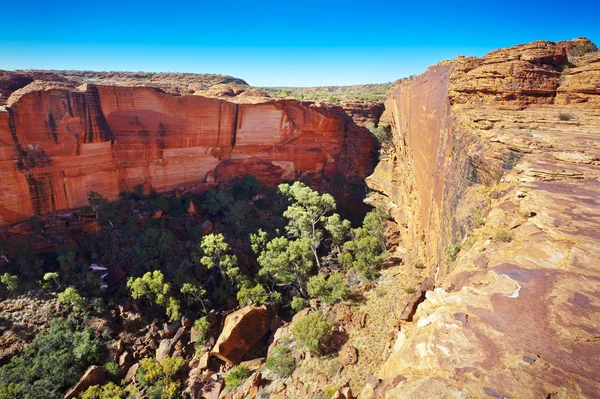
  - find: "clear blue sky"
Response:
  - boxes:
[1,0,599,87]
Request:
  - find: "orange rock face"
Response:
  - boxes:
[366,38,600,398]
[0,85,376,227]
[212,305,274,365]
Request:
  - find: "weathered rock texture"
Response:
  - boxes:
[211,305,273,364]
[366,38,600,398]
[0,84,375,226]
[340,101,385,127]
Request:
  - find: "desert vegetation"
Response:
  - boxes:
[263,83,391,103]
[0,176,390,398]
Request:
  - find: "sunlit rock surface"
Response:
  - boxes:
[366,38,600,398]
[0,85,376,226]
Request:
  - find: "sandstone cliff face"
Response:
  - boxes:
[0,85,375,227]
[340,101,385,127]
[366,39,600,398]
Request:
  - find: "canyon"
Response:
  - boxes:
[0,36,599,398]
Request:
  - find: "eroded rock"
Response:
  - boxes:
[211,305,274,365]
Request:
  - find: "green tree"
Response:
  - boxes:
[324,213,351,252]
[200,234,241,285]
[58,287,87,313]
[0,273,18,292]
[127,271,180,322]
[0,318,105,399]
[250,229,268,255]
[88,191,108,219]
[180,283,209,314]
[127,270,170,305]
[165,297,181,323]
[232,175,262,201]
[257,237,314,296]
[225,200,258,238]
[202,186,233,216]
[43,272,61,290]
[279,182,336,268]
[339,209,388,280]
[131,228,175,270]
[57,251,76,277]
[292,312,333,352]
[236,282,270,306]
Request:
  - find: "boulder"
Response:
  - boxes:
[163,321,181,338]
[118,351,133,369]
[240,372,262,398]
[198,380,222,399]
[339,345,358,366]
[124,362,139,383]
[200,219,213,235]
[211,305,274,364]
[156,339,173,363]
[64,365,105,399]
[7,221,33,234]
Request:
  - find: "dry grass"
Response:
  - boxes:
[288,265,425,396]
[335,266,423,392]
[493,227,514,242]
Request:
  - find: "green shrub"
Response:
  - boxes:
[265,346,295,377]
[444,243,461,263]
[307,274,350,304]
[80,382,132,399]
[0,273,18,291]
[236,283,269,306]
[558,112,573,121]
[104,362,119,378]
[224,365,251,388]
[292,312,333,352]
[29,216,43,231]
[192,317,210,345]
[153,197,170,213]
[366,123,393,146]
[571,42,598,57]
[137,356,184,399]
[58,287,87,313]
[472,209,485,227]
[290,296,306,313]
[0,318,106,399]
[493,227,513,243]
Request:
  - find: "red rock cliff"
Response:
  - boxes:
[0,85,376,226]
[364,38,600,398]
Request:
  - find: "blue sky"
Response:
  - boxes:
[1,0,599,86]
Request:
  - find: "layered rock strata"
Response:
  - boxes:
[0,85,376,226]
[366,38,600,398]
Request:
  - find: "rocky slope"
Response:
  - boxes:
[0,83,376,227]
[365,37,600,398]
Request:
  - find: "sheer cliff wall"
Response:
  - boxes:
[362,38,600,398]
[0,85,376,226]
